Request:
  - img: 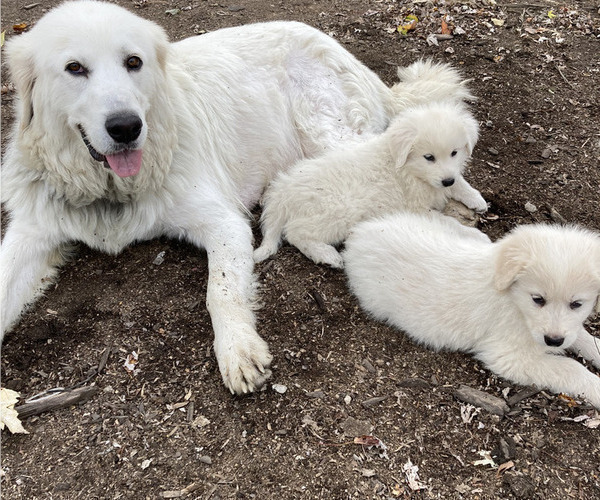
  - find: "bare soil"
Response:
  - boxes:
[1,1,599,498]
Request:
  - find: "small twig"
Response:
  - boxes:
[16,386,99,418]
[555,64,575,89]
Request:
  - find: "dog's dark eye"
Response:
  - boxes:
[424,154,435,162]
[451,150,458,157]
[569,300,582,310]
[66,61,87,75]
[532,295,546,307]
[126,56,143,71]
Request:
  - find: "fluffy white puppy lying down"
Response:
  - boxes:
[254,102,487,268]
[344,212,600,408]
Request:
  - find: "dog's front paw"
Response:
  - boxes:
[466,193,488,213]
[214,326,273,394]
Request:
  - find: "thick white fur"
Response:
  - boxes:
[254,101,487,268]
[0,1,403,394]
[391,59,476,108]
[344,213,600,408]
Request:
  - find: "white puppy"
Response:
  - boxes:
[0,1,402,394]
[344,212,600,408]
[254,102,487,268]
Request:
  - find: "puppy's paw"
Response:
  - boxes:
[296,242,344,269]
[466,193,488,213]
[214,326,273,395]
[253,244,277,263]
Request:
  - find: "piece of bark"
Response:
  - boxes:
[16,386,99,419]
[454,385,509,416]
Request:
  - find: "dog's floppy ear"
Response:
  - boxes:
[5,34,37,130]
[386,117,417,167]
[493,229,530,291]
[460,108,479,156]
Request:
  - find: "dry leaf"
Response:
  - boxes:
[0,388,29,434]
[441,19,451,35]
[13,23,28,32]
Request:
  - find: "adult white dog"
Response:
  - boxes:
[344,212,600,408]
[254,102,486,268]
[0,0,403,394]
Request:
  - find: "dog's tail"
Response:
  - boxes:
[253,186,289,263]
[391,59,475,111]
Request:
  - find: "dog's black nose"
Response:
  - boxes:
[544,335,564,347]
[105,113,143,144]
[442,178,455,187]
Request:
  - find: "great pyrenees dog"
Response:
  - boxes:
[254,102,487,268]
[0,0,409,394]
[344,212,600,408]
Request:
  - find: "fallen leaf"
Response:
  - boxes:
[0,31,5,48]
[123,351,139,373]
[13,23,28,32]
[496,460,515,476]
[402,459,427,491]
[491,18,505,27]
[0,388,29,434]
[398,14,418,35]
[441,19,451,35]
[547,10,556,19]
[472,450,496,468]
[354,435,380,446]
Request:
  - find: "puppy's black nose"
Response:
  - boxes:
[442,178,455,187]
[544,335,564,347]
[105,113,142,144]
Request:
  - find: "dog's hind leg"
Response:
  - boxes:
[287,237,344,268]
[569,330,600,369]
[253,229,281,263]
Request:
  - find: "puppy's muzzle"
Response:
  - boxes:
[442,178,455,187]
[544,335,564,347]
[105,113,143,144]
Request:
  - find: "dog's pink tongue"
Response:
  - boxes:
[105,150,143,178]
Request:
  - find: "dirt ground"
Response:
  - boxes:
[1,0,599,498]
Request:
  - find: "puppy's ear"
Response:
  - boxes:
[5,34,37,130]
[493,230,530,291]
[386,118,417,167]
[461,109,479,156]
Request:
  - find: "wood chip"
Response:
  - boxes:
[454,385,509,416]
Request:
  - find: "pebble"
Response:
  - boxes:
[272,383,287,394]
[524,202,537,213]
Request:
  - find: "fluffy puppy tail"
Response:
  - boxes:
[391,59,475,110]
[253,187,288,263]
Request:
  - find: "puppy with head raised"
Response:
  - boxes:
[344,212,600,408]
[254,101,487,268]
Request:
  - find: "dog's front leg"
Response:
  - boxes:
[448,176,488,213]
[569,329,600,369]
[188,212,273,394]
[0,223,64,342]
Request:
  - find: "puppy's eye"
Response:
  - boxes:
[532,295,546,307]
[66,61,87,75]
[451,150,458,157]
[126,56,143,71]
[424,154,435,162]
[569,300,582,310]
